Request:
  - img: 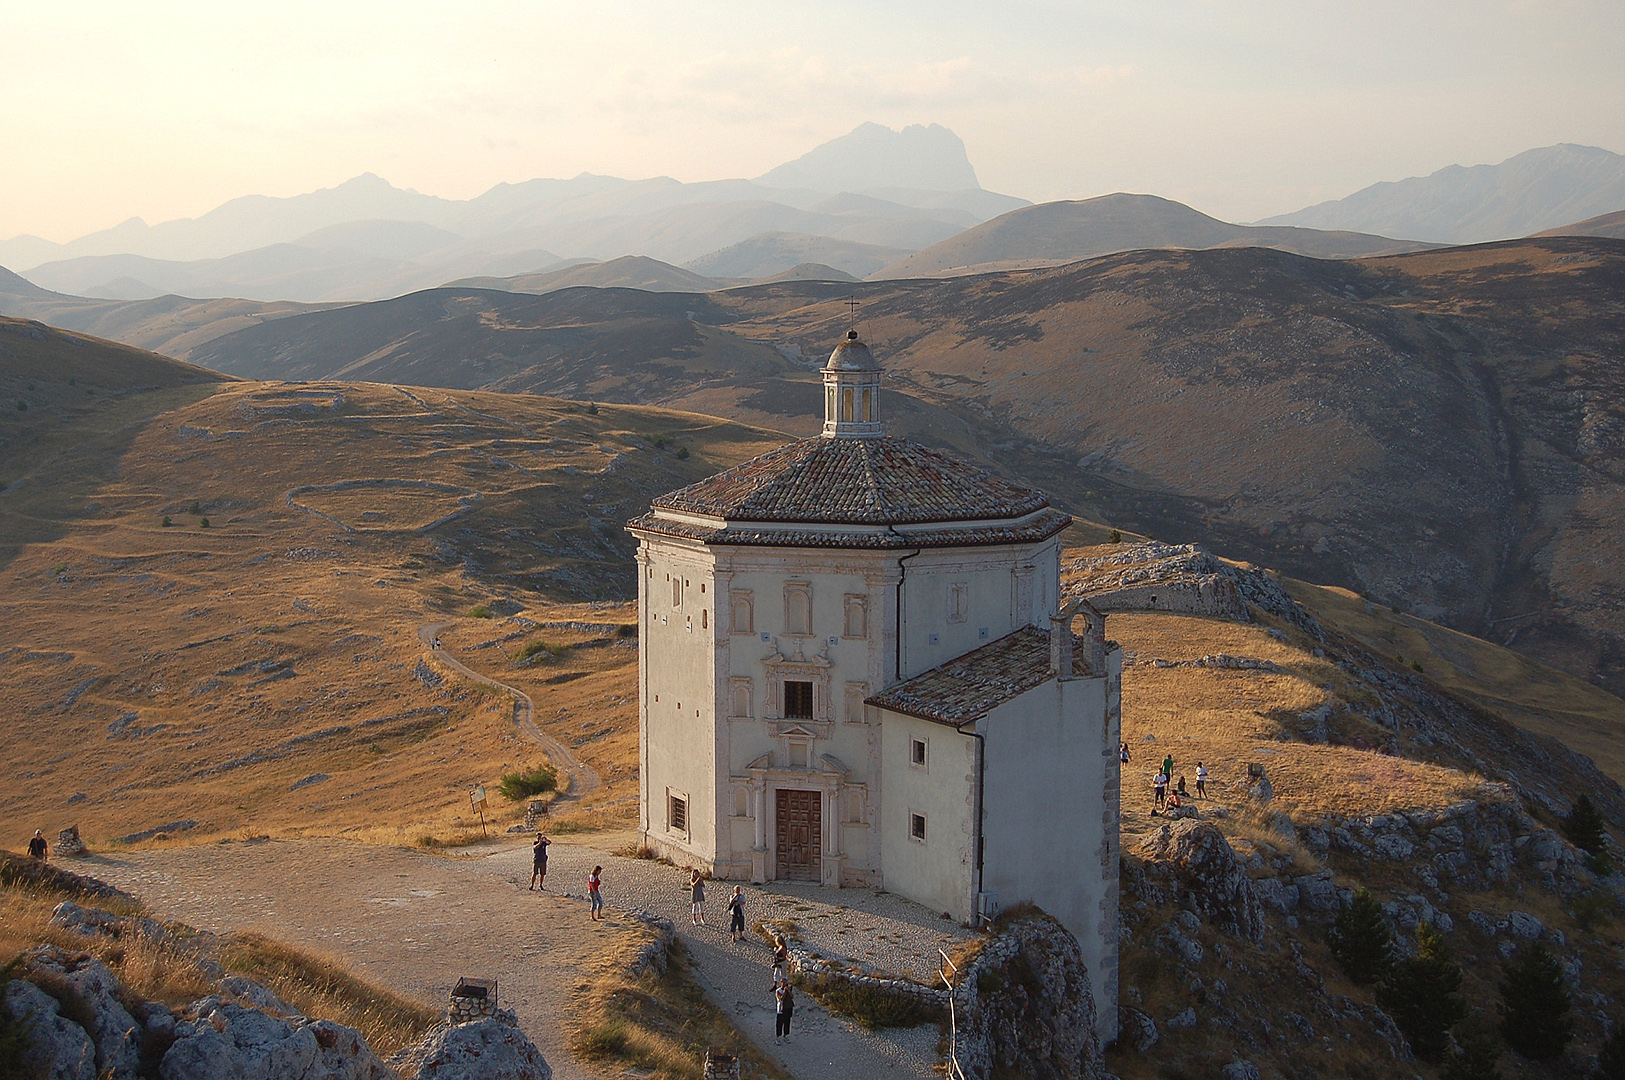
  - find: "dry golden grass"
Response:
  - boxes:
[219,932,438,1056]
[1112,612,1487,825]
[572,940,790,1080]
[0,379,783,852]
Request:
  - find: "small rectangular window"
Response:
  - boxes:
[911,738,927,767]
[948,581,968,624]
[672,577,682,607]
[668,794,688,834]
[784,680,814,719]
[910,813,927,842]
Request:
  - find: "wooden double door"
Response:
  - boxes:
[775,788,821,881]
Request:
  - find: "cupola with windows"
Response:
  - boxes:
[822,329,882,438]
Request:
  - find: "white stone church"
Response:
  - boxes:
[628,332,1120,1040]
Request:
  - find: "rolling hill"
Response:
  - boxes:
[872,193,1437,278]
[180,237,1625,695]
[1536,208,1625,240]
[1260,143,1625,244]
[449,255,723,295]
[682,231,908,280]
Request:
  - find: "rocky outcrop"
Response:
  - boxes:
[1064,541,1321,636]
[1131,821,1266,942]
[389,1012,552,1080]
[952,913,1104,1080]
[0,853,129,901]
[5,944,392,1080]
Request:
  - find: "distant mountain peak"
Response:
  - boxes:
[757,122,981,193]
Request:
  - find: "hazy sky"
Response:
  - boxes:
[7,0,1624,241]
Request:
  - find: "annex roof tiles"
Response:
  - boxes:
[866,626,1090,725]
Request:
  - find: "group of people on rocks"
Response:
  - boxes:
[1119,744,1210,814]
[526,833,797,1043]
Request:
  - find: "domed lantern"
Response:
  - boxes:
[822,330,882,439]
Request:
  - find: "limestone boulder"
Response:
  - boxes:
[24,945,144,1079]
[1135,821,1266,942]
[1,976,97,1080]
[954,914,1104,1080]
[1116,1006,1158,1052]
[390,1013,553,1080]
[161,997,394,1080]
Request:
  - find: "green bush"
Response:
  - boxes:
[499,764,558,801]
[199,517,210,528]
[675,446,690,460]
[1440,1013,1502,1080]
[161,515,173,527]
[1498,942,1572,1060]
[470,605,493,619]
[1562,793,1612,875]
[1108,529,1122,544]
[517,640,568,664]
[1378,921,1465,1061]
[1328,888,1392,985]
[188,500,201,514]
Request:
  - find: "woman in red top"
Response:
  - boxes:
[587,866,603,920]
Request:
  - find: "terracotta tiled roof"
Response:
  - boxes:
[626,508,1072,550]
[649,436,1052,526]
[866,627,1090,725]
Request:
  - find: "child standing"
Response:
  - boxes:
[587,865,603,920]
[1196,762,1209,798]
[728,886,746,942]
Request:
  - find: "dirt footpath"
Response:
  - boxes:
[86,839,633,1080]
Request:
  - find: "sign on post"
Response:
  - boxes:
[471,785,489,837]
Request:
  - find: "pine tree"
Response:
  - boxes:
[1378,921,1467,1061]
[1328,888,1392,985]
[1564,793,1613,875]
[1441,1013,1502,1080]
[1595,1023,1625,1080]
[1499,942,1574,1061]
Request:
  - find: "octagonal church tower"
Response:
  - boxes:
[628,332,1121,1041]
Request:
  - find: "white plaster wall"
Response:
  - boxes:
[895,537,1060,679]
[640,539,721,865]
[978,652,1122,1046]
[877,710,976,922]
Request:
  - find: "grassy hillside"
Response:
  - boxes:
[0,346,783,849]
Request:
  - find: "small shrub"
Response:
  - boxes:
[470,605,493,618]
[675,446,689,460]
[1328,888,1392,985]
[1108,529,1122,544]
[615,623,637,639]
[1411,661,1424,673]
[1440,1012,1502,1080]
[1378,921,1465,1061]
[574,1017,629,1056]
[1498,942,1572,1060]
[1562,793,1612,875]
[161,515,172,527]
[517,640,568,664]
[586,403,599,415]
[188,500,201,515]
[499,764,558,801]
[1570,891,1616,931]
[199,518,210,528]
[651,435,671,449]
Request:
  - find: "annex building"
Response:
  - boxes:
[628,332,1121,1040]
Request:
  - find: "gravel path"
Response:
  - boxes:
[85,836,962,1079]
[471,841,956,1078]
[418,621,602,802]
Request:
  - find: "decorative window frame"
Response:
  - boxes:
[761,640,834,735]
[666,787,690,841]
[781,725,817,769]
